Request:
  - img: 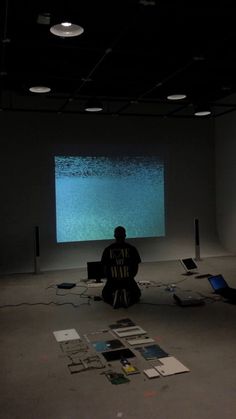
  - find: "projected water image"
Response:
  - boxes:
[55,156,165,242]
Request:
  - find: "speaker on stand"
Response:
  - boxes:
[34,226,41,274]
[194,218,201,261]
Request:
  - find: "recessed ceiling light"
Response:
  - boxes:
[167,94,187,100]
[85,98,103,112]
[85,105,103,112]
[50,22,84,37]
[194,110,211,116]
[61,22,72,27]
[29,86,51,93]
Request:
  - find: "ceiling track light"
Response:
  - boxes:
[194,110,211,116]
[29,86,51,93]
[50,22,84,37]
[84,98,103,112]
[167,94,187,101]
[194,105,211,117]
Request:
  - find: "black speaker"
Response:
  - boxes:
[35,226,40,257]
[194,218,200,246]
[194,218,200,261]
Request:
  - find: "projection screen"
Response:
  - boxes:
[54,155,165,242]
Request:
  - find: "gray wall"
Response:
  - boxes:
[215,112,236,252]
[0,112,224,274]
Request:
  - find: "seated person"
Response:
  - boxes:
[101,226,141,308]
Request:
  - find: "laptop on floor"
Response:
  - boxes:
[208,274,236,301]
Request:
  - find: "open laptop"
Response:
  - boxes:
[180,258,198,275]
[208,274,236,301]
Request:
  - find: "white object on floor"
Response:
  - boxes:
[53,328,80,342]
[127,337,155,345]
[155,356,190,376]
[113,326,147,338]
[143,368,160,378]
[87,282,104,287]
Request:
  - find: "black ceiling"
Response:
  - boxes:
[1,0,236,118]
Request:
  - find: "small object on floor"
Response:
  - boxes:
[135,344,169,360]
[68,355,105,374]
[143,368,160,379]
[154,356,190,376]
[92,339,124,352]
[122,364,140,375]
[113,325,147,338]
[60,339,88,354]
[68,362,86,374]
[120,357,130,366]
[53,328,80,342]
[102,348,135,362]
[138,280,151,286]
[165,284,176,292]
[103,370,130,384]
[84,329,111,344]
[87,282,104,287]
[109,318,136,329]
[57,282,76,289]
[117,318,135,326]
[127,336,155,345]
[173,291,205,306]
[120,358,140,375]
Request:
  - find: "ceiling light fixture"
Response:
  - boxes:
[194,105,211,116]
[84,98,103,112]
[29,86,51,93]
[194,110,211,116]
[50,22,84,37]
[167,94,187,100]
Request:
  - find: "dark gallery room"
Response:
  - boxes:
[1,1,236,418]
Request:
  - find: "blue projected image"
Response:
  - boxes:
[55,156,165,242]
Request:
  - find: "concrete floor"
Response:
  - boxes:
[1,255,236,419]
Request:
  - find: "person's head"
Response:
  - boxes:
[114,226,126,242]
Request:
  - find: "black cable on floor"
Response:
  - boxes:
[0,300,92,309]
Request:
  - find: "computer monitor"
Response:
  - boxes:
[180,258,198,275]
[87,261,105,283]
